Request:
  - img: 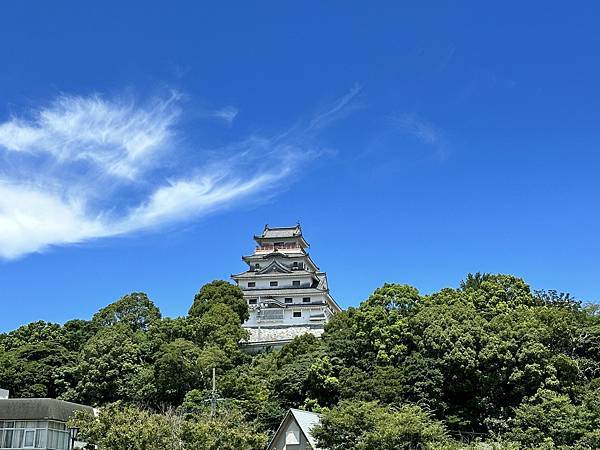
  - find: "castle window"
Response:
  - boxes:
[293,311,302,318]
[248,282,255,287]
[254,263,260,270]
[249,299,257,305]
[270,281,278,287]
[285,298,293,304]
[292,280,300,286]
[303,297,311,303]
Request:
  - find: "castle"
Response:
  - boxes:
[232,224,341,351]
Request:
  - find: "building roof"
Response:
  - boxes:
[254,224,310,247]
[290,409,321,450]
[0,398,93,422]
[258,224,302,239]
[241,251,319,271]
[266,408,322,450]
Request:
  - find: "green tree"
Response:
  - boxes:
[0,321,63,350]
[70,403,183,450]
[154,339,205,405]
[189,280,248,323]
[461,274,540,317]
[181,407,267,450]
[313,400,449,450]
[0,342,70,398]
[71,402,267,450]
[63,323,151,405]
[92,292,161,332]
[507,389,591,448]
[269,334,338,409]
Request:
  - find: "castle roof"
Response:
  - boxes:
[254,224,309,247]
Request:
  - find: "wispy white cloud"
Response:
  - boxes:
[394,113,448,161]
[211,106,238,124]
[396,114,440,146]
[0,93,180,179]
[0,88,356,260]
[308,83,362,131]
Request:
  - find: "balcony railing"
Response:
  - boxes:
[256,243,300,251]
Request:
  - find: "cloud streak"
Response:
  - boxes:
[395,113,448,161]
[0,89,355,259]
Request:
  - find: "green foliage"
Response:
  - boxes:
[0,341,70,397]
[181,406,268,450]
[70,402,267,450]
[313,400,450,450]
[506,389,593,448]
[70,403,182,450]
[3,275,599,449]
[363,283,421,312]
[268,333,339,409]
[92,292,161,331]
[154,339,205,405]
[62,323,150,405]
[188,280,248,323]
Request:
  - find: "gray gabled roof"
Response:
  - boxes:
[266,408,322,450]
[290,409,321,449]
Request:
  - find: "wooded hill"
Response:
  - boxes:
[1,274,599,449]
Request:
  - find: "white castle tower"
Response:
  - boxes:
[232,224,341,351]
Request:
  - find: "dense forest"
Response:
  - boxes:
[1,274,599,449]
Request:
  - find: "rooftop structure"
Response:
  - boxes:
[266,408,322,450]
[232,224,341,351]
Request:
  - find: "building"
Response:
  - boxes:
[266,408,322,450]
[232,224,341,351]
[0,391,93,450]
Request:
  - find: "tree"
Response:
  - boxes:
[189,281,248,323]
[181,406,268,450]
[313,400,449,450]
[92,292,161,332]
[0,321,64,349]
[362,283,421,313]
[153,339,205,405]
[461,274,540,317]
[507,389,591,448]
[0,342,71,398]
[70,403,183,450]
[268,334,339,409]
[62,323,151,405]
[0,321,76,399]
[71,402,267,450]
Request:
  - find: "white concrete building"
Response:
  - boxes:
[232,224,341,351]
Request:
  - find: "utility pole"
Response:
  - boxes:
[207,367,224,417]
[210,368,217,417]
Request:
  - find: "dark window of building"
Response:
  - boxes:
[254,263,260,270]
[270,281,278,287]
[303,297,311,303]
[248,282,256,287]
[249,299,257,305]
[293,311,302,318]
[285,298,293,304]
[293,261,299,269]
[292,280,300,286]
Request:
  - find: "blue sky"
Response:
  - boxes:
[1,2,599,332]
